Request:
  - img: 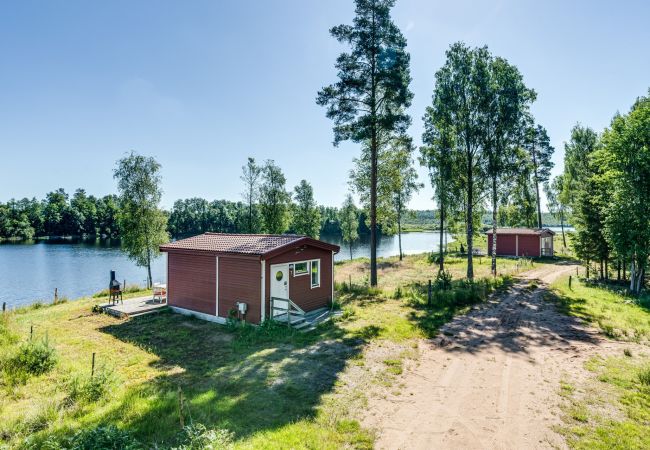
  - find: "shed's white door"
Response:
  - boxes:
[270,264,289,300]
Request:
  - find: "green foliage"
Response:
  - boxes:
[172,423,234,450]
[638,367,650,386]
[114,152,169,288]
[435,270,453,290]
[599,93,650,293]
[290,179,321,238]
[66,367,115,404]
[422,42,536,279]
[339,194,359,260]
[240,157,263,233]
[2,337,57,384]
[259,159,291,234]
[44,425,141,450]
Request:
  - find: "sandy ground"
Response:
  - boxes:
[363,262,638,450]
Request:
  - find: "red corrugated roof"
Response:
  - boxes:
[485,228,555,235]
[160,233,339,256]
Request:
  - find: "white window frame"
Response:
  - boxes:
[310,259,320,288]
[292,261,309,277]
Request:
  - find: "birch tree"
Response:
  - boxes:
[114,152,169,288]
[340,193,359,260]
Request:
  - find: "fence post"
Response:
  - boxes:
[178,386,185,428]
[569,276,572,289]
[54,288,58,304]
[428,279,432,306]
[91,352,96,378]
[30,324,33,341]
[2,302,5,313]
[349,275,352,290]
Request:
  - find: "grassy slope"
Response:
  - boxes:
[335,251,527,293]
[550,277,650,449]
[0,253,522,449]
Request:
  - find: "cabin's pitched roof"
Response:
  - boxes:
[160,233,339,256]
[485,228,555,236]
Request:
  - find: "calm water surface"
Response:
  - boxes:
[0,231,451,308]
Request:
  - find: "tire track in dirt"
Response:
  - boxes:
[362,262,635,449]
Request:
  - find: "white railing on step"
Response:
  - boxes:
[271,297,305,325]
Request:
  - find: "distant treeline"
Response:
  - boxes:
[167,197,371,239]
[0,189,377,241]
[402,210,572,231]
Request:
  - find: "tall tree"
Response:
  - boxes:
[114,152,169,288]
[421,102,457,272]
[259,160,290,234]
[544,175,569,248]
[385,136,421,260]
[483,56,535,274]
[427,43,491,280]
[291,180,321,238]
[524,123,554,228]
[339,193,359,260]
[562,125,608,278]
[600,93,650,293]
[240,157,262,233]
[317,0,412,286]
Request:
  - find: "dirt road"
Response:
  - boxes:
[363,262,630,449]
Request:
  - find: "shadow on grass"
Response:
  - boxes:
[406,277,600,356]
[62,311,374,447]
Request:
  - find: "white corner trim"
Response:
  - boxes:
[516,235,519,257]
[216,256,220,317]
[261,259,266,321]
[170,306,227,324]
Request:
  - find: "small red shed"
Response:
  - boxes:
[486,228,555,257]
[159,233,340,324]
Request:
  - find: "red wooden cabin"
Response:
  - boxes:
[160,233,340,324]
[486,228,554,257]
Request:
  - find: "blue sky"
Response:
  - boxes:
[1,0,648,210]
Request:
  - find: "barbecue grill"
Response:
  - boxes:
[109,270,123,304]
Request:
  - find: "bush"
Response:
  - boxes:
[54,425,141,450]
[435,270,453,291]
[3,338,57,384]
[638,367,650,386]
[173,423,234,450]
[67,367,115,405]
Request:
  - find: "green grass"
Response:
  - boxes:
[549,275,650,449]
[558,355,650,449]
[0,254,530,448]
[550,277,650,343]
[335,251,533,293]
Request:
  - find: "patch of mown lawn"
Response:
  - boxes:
[558,354,650,450]
[550,277,650,342]
[0,297,374,449]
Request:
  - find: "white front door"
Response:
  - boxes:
[270,264,289,300]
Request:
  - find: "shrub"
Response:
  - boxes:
[173,423,234,450]
[67,367,115,404]
[435,270,453,291]
[638,367,650,386]
[3,338,57,384]
[61,425,141,450]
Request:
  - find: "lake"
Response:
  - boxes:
[0,231,452,308]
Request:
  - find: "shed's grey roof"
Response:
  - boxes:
[485,228,555,235]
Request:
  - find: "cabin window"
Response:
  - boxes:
[310,260,320,288]
[275,271,284,282]
[294,261,308,276]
